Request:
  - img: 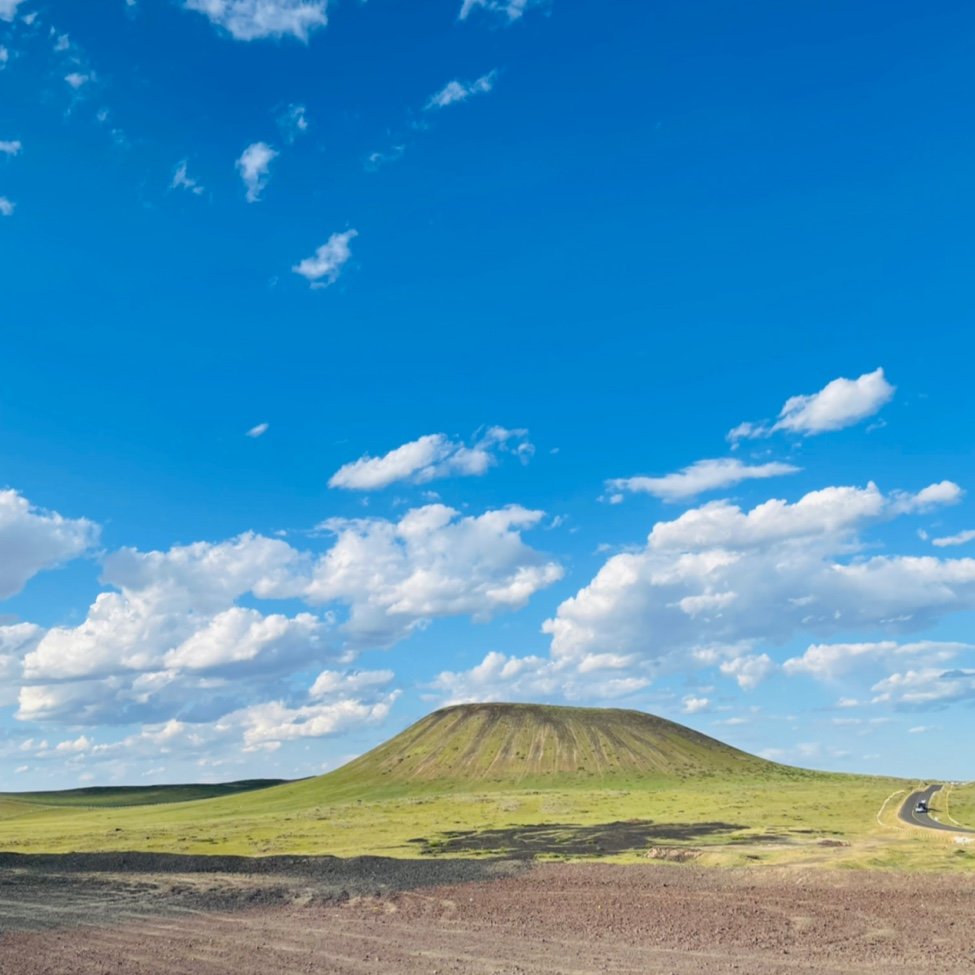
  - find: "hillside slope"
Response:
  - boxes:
[303,702,778,798]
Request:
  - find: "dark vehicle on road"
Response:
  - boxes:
[915,800,928,814]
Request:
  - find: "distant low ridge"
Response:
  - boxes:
[5,779,287,808]
[314,702,776,794]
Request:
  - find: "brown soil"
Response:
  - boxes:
[1,854,973,974]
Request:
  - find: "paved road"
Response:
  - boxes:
[899,784,975,833]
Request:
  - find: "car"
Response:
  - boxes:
[915,801,928,814]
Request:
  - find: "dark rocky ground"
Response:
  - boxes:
[1,854,973,974]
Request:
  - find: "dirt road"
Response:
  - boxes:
[1,855,973,974]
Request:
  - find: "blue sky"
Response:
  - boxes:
[2,0,975,788]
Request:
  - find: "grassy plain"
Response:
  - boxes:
[940,781,975,829]
[0,705,966,872]
[0,769,962,871]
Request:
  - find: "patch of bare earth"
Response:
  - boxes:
[1,857,974,974]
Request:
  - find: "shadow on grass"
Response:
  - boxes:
[408,819,748,857]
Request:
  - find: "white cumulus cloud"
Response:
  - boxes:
[309,668,394,699]
[329,427,532,491]
[236,141,278,202]
[292,229,357,288]
[305,504,562,649]
[607,457,799,502]
[431,649,649,706]
[162,607,326,673]
[183,0,328,41]
[0,0,26,22]
[15,500,559,729]
[232,692,397,750]
[434,478,972,710]
[0,624,43,706]
[871,668,975,709]
[22,533,311,683]
[26,666,400,762]
[783,640,971,682]
[719,653,774,690]
[729,368,895,442]
[542,482,975,671]
[889,480,963,514]
[0,490,98,600]
[17,535,329,728]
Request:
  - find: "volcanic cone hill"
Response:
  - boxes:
[0,704,881,861]
[282,703,786,804]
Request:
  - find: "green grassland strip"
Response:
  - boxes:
[940,781,975,829]
[0,704,962,871]
[0,797,71,822]
[0,771,936,867]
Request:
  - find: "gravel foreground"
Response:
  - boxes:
[1,853,973,974]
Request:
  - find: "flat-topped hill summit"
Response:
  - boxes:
[314,702,776,794]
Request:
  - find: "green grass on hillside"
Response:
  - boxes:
[0,769,872,854]
[2,780,286,809]
[0,705,964,872]
[0,768,958,871]
[317,702,778,792]
[943,782,975,829]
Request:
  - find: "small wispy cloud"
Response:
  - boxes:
[278,103,308,143]
[681,695,710,715]
[170,160,204,195]
[0,47,9,69]
[0,196,14,217]
[94,107,127,147]
[292,229,357,289]
[0,140,21,156]
[236,141,278,202]
[246,422,270,439]
[459,0,539,23]
[425,71,497,111]
[65,72,91,90]
[364,144,405,172]
[932,528,975,548]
